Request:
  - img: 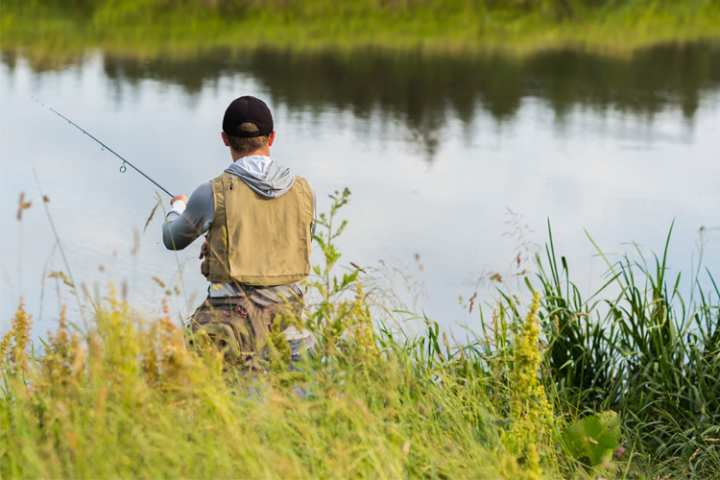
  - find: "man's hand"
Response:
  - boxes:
[171,194,188,214]
[171,194,188,205]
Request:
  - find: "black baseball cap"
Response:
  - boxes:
[222,96,274,138]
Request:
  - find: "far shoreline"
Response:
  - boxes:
[2,1,720,64]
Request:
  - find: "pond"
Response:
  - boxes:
[2,43,719,337]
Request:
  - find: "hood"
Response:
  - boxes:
[225,155,295,199]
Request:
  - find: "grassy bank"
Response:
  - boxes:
[0,192,576,479]
[3,192,720,477]
[2,0,720,62]
[0,299,572,478]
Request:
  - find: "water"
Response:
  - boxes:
[2,44,720,337]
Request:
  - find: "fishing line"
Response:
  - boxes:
[34,98,174,198]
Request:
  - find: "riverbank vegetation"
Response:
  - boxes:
[3,192,720,478]
[2,0,720,62]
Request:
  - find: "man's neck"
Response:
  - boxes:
[230,148,271,162]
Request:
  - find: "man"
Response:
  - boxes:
[163,96,315,368]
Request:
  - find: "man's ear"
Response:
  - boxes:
[221,131,230,147]
[268,131,277,147]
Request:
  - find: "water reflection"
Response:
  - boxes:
[1,43,719,337]
[6,43,718,160]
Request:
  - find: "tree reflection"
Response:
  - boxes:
[4,43,719,161]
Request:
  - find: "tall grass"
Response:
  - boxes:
[3,190,719,477]
[0,190,571,479]
[528,224,720,476]
[0,300,526,478]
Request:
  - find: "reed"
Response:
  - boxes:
[524,224,720,476]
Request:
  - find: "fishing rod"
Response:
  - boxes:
[36,100,174,198]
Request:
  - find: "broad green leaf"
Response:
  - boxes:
[562,411,621,468]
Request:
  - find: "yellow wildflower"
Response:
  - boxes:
[504,291,553,477]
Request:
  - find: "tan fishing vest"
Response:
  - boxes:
[204,172,314,286]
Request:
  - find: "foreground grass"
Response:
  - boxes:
[0,300,525,478]
[0,192,601,479]
[0,284,560,477]
[3,193,719,478]
[2,0,720,64]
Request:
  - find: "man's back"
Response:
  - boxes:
[161,96,315,368]
[204,172,314,286]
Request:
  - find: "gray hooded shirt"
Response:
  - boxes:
[163,155,313,299]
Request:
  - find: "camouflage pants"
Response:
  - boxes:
[188,288,313,369]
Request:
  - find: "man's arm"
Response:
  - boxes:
[162,182,215,250]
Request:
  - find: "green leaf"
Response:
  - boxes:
[562,411,621,468]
